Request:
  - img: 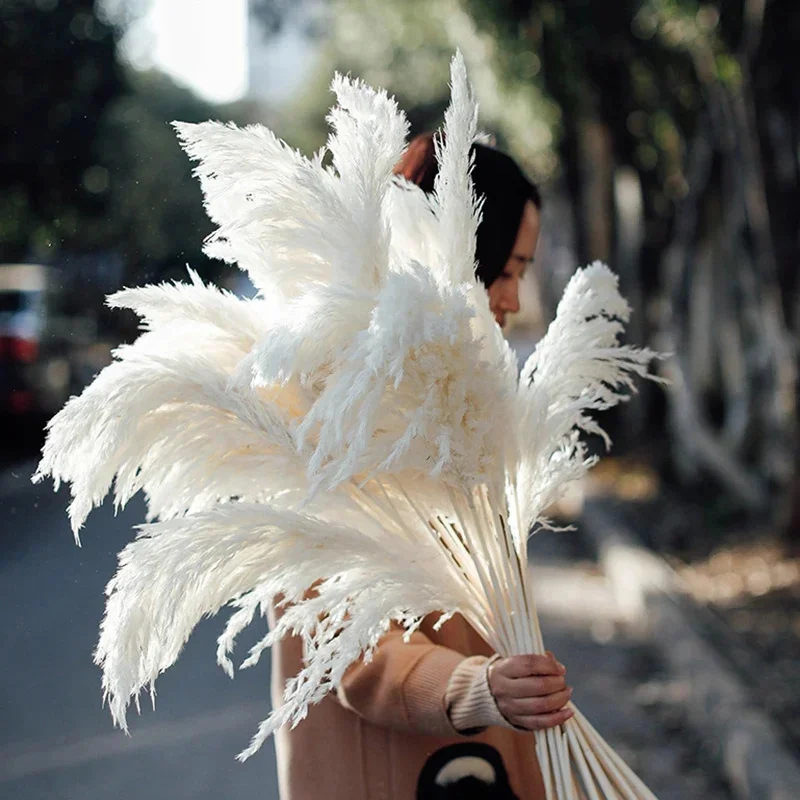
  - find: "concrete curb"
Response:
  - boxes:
[581,498,800,800]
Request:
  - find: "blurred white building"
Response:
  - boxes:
[247,3,315,104]
[121,0,314,106]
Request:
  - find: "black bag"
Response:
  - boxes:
[417,742,520,799]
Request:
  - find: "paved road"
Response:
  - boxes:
[1,457,731,799]
[0,461,280,800]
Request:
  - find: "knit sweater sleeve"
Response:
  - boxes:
[272,590,509,738]
[335,624,468,736]
[335,628,515,737]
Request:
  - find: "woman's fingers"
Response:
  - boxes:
[503,687,573,717]
[494,652,565,680]
[498,674,567,698]
[515,706,575,731]
[487,652,574,730]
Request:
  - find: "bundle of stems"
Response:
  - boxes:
[34,53,661,799]
[366,474,660,800]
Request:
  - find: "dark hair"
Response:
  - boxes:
[394,132,541,287]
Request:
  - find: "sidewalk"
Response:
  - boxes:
[578,498,800,800]
[529,527,732,799]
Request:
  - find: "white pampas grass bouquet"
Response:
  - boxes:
[35,53,661,799]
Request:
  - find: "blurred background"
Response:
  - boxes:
[1,1,798,798]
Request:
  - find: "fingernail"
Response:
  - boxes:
[558,663,566,673]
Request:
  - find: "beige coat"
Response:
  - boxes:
[269,609,546,799]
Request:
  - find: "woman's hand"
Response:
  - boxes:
[488,651,573,731]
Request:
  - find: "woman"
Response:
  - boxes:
[270,135,571,800]
[396,133,542,329]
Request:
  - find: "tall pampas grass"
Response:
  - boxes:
[35,53,661,798]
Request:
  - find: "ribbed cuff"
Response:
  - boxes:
[445,654,514,734]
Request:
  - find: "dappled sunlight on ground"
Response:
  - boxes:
[578,456,800,757]
[584,457,661,504]
[677,539,800,606]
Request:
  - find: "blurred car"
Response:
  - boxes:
[0,263,91,419]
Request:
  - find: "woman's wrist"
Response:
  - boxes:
[445,655,515,734]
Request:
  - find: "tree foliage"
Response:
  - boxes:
[0,0,126,261]
[0,0,260,295]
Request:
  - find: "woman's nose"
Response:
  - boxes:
[503,285,520,313]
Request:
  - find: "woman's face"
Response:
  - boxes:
[487,200,541,328]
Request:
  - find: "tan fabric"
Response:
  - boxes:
[269,608,546,800]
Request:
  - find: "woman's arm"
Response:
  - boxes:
[271,592,472,736]
[337,631,573,737]
[272,595,571,737]
[335,623,468,736]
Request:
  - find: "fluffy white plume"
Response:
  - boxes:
[33,271,303,538]
[512,261,661,539]
[96,503,476,755]
[171,121,306,296]
[106,266,273,342]
[432,52,481,285]
[294,266,513,494]
[36,52,661,795]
